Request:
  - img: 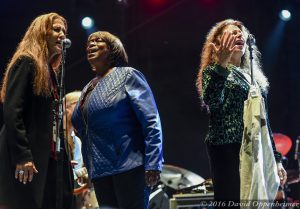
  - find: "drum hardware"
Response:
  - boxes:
[176,183,205,194]
[158,164,207,199]
[275,167,300,206]
[149,186,169,209]
[175,179,213,194]
[273,134,300,208]
[169,193,214,209]
[160,164,205,190]
[284,135,300,205]
[149,164,213,209]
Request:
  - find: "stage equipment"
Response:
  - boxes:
[160,164,205,190]
[273,133,292,156]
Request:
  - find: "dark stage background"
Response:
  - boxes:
[1,0,300,179]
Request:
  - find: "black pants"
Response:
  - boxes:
[207,143,241,209]
[92,166,151,209]
[42,156,74,209]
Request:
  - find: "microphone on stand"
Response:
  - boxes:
[246,34,256,46]
[56,38,71,209]
[295,137,299,160]
[61,38,72,49]
[247,34,255,85]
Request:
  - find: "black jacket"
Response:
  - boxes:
[0,57,73,209]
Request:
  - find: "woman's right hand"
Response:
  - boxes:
[145,170,160,187]
[15,161,38,184]
[210,31,238,69]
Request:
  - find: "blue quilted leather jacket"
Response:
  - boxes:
[72,67,163,180]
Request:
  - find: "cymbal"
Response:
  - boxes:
[160,164,205,190]
[273,133,292,156]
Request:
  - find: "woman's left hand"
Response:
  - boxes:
[277,162,287,186]
[145,170,160,187]
[15,161,38,184]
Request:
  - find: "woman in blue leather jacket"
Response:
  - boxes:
[72,31,163,209]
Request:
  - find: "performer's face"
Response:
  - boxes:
[86,36,110,71]
[221,24,247,57]
[47,18,67,58]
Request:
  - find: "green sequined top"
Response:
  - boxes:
[202,64,282,162]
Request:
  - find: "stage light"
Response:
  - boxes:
[81,17,94,30]
[279,9,291,21]
[116,0,128,6]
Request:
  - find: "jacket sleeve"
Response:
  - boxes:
[125,68,163,171]
[202,64,230,111]
[3,57,34,165]
[71,102,84,139]
[71,84,90,139]
[262,91,282,162]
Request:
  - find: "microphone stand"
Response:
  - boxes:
[295,137,300,201]
[247,34,255,85]
[55,41,68,209]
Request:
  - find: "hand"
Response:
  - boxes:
[145,170,160,187]
[75,167,88,179]
[277,162,287,186]
[71,160,78,167]
[76,176,88,187]
[210,31,238,68]
[15,161,38,184]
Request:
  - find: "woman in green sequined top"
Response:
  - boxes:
[196,19,286,206]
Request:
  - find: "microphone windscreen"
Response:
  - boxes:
[247,34,256,45]
[61,38,72,48]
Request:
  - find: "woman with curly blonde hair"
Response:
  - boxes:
[196,19,286,207]
[0,13,73,209]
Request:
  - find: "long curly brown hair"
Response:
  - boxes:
[1,12,67,102]
[196,19,269,105]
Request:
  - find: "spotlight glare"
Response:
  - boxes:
[81,17,94,29]
[279,10,291,21]
[117,0,128,6]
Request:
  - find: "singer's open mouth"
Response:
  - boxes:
[55,41,62,48]
[87,50,98,58]
[88,47,99,54]
[235,40,244,46]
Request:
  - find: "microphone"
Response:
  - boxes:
[246,34,256,46]
[61,38,72,48]
[295,137,299,160]
[247,34,255,82]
